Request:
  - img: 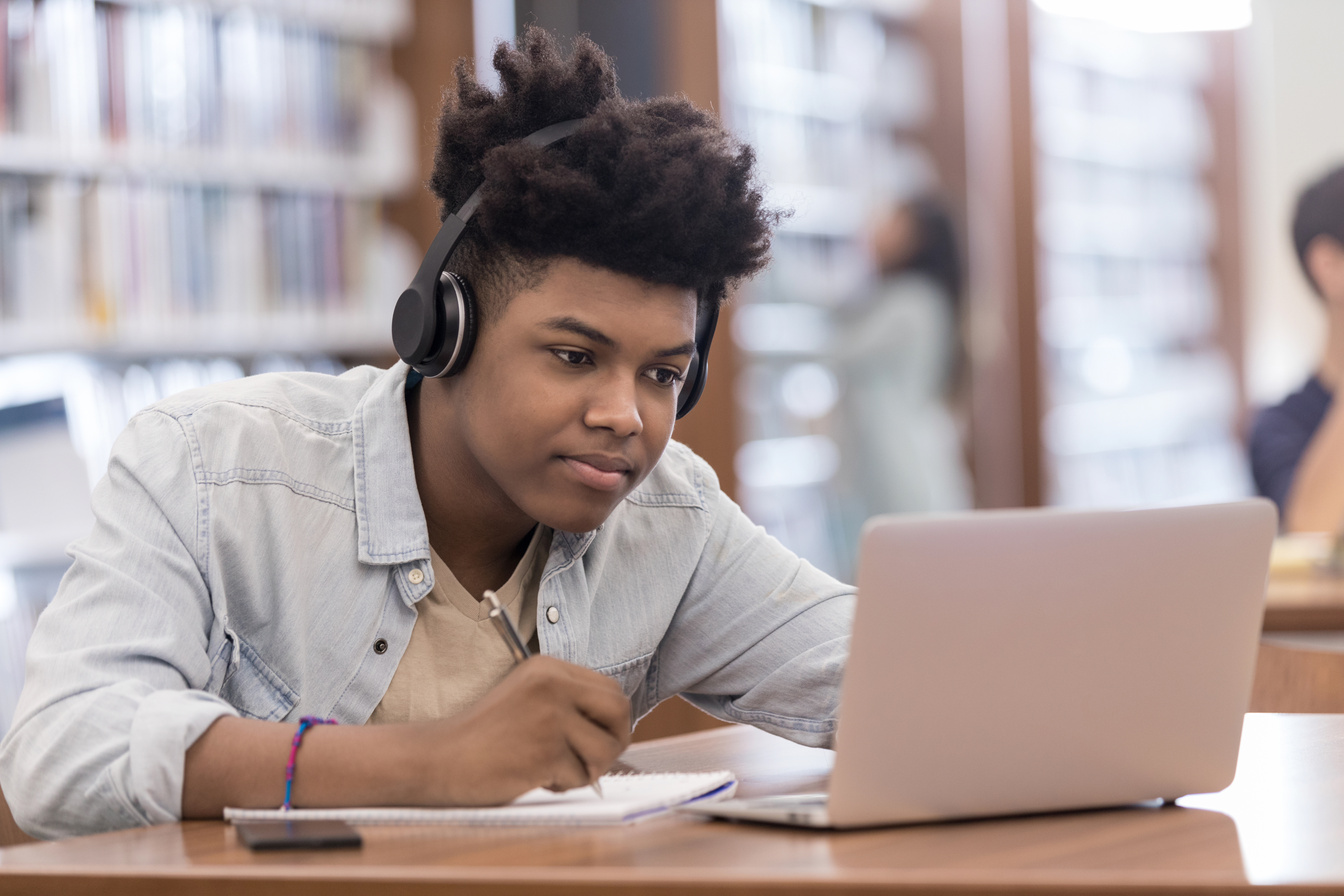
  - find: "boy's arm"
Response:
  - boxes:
[651,470,855,748]
[182,656,628,816]
[0,409,237,838]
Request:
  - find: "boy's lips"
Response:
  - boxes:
[560,454,633,491]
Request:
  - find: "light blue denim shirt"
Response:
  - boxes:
[0,362,853,839]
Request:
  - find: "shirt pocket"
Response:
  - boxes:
[593,651,654,699]
[219,636,299,721]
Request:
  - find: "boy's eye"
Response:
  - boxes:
[645,367,684,387]
[552,349,591,367]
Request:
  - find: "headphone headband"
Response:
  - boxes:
[392,119,586,371]
[455,119,586,223]
[391,117,717,417]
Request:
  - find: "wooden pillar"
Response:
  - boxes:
[655,0,740,504]
[961,0,1043,508]
[385,0,476,255]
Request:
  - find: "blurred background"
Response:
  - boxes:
[0,0,1337,735]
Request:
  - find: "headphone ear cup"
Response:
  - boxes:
[676,296,719,419]
[439,272,478,378]
[407,271,477,378]
[391,284,439,370]
[676,353,705,419]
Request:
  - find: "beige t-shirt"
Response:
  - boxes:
[368,527,550,724]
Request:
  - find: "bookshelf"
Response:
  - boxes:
[0,136,409,193]
[958,0,1249,510]
[0,0,418,736]
[93,0,411,40]
[1028,7,1250,506]
[0,0,417,359]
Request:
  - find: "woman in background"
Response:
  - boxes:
[834,196,972,527]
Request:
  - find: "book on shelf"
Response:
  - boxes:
[0,0,418,355]
[0,173,414,350]
[2,0,385,157]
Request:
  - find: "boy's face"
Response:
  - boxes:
[442,257,698,534]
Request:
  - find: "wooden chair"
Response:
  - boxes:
[1,784,35,846]
[632,696,728,742]
[1250,639,1344,713]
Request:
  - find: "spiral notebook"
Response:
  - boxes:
[224,770,736,827]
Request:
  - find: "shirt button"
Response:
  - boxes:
[374,638,388,655]
[408,568,424,585]
[546,606,560,624]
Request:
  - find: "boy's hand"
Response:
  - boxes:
[426,655,631,805]
[183,657,630,816]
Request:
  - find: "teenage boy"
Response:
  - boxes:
[1250,165,1344,532]
[0,30,853,839]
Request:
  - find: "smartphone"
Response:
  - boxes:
[234,819,363,850]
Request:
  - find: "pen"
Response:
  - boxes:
[484,589,604,799]
[485,588,531,664]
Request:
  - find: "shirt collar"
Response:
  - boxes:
[352,362,431,566]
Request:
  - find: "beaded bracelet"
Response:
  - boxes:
[281,715,338,811]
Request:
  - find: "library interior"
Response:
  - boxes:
[2,0,1344,892]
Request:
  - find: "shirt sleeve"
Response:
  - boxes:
[652,458,855,748]
[0,410,238,839]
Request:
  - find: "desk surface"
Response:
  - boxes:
[1265,571,1344,630]
[2,714,1342,895]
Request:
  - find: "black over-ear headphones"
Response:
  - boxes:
[391,118,718,419]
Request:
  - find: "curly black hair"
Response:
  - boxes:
[428,27,779,319]
[1293,164,1344,298]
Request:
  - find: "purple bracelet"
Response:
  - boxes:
[281,715,337,811]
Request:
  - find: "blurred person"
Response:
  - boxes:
[833,196,972,528]
[1250,165,1344,532]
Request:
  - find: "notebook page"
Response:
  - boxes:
[225,770,736,827]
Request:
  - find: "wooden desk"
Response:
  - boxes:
[1264,572,1344,630]
[2,714,1342,895]
[1255,572,1344,710]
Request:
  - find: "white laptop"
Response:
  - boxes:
[687,500,1277,829]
